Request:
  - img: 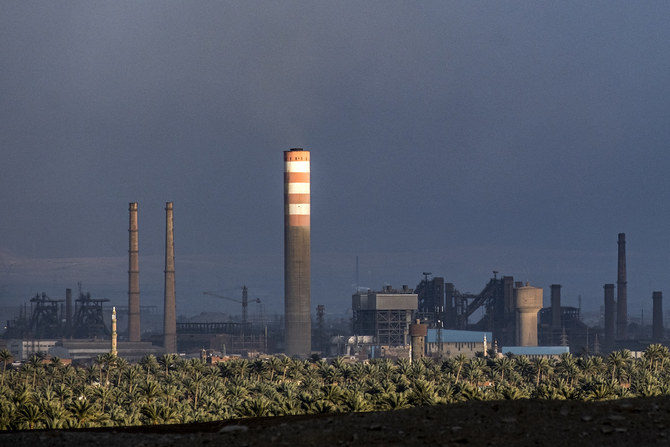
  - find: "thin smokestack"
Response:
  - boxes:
[653,291,663,341]
[616,233,627,339]
[128,202,141,342]
[551,284,561,331]
[65,288,72,330]
[604,284,615,352]
[163,202,177,353]
[284,148,311,357]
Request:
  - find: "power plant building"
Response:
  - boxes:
[352,285,418,346]
[284,148,311,357]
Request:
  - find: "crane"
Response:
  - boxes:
[202,286,260,324]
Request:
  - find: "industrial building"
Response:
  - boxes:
[352,285,418,346]
[425,329,492,359]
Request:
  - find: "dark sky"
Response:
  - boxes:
[1,2,669,321]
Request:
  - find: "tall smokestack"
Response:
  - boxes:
[604,284,615,352]
[550,284,561,332]
[284,148,311,357]
[163,202,177,353]
[65,288,72,330]
[616,233,627,339]
[653,291,663,342]
[128,202,141,342]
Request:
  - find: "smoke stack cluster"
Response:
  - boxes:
[616,233,627,339]
[284,148,311,357]
[163,202,177,353]
[128,202,141,342]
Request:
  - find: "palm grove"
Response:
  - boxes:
[1,345,670,430]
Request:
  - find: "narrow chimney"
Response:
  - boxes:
[653,291,664,342]
[604,284,615,352]
[163,202,177,353]
[65,288,72,330]
[128,202,141,342]
[616,233,627,339]
[551,284,561,331]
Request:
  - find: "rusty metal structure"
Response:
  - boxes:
[72,287,110,338]
[284,148,311,357]
[28,293,63,339]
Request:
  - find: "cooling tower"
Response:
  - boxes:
[514,283,542,346]
[163,202,177,353]
[128,202,141,342]
[616,233,627,339]
[653,291,663,342]
[604,284,615,351]
[284,148,311,357]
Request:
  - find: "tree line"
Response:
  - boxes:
[1,344,669,430]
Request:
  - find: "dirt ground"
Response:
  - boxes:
[3,396,670,446]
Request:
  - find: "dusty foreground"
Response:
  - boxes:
[3,396,670,446]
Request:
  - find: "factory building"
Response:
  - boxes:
[352,285,418,346]
[425,329,492,359]
[284,148,311,357]
[501,346,570,360]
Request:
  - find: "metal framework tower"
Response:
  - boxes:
[284,148,311,357]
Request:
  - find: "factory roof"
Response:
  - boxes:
[426,329,492,343]
[501,346,570,356]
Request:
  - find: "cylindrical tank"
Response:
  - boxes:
[653,291,663,342]
[128,202,141,342]
[284,149,311,357]
[514,283,543,346]
[163,202,177,353]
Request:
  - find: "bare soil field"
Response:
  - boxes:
[3,396,670,446]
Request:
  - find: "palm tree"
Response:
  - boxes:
[17,403,43,429]
[491,356,514,384]
[452,354,468,383]
[0,349,13,387]
[158,353,180,377]
[68,399,103,428]
[531,357,553,386]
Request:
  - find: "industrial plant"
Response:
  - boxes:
[0,151,667,365]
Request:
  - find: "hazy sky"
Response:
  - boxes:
[1,2,669,321]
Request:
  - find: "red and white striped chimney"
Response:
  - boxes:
[284,148,311,357]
